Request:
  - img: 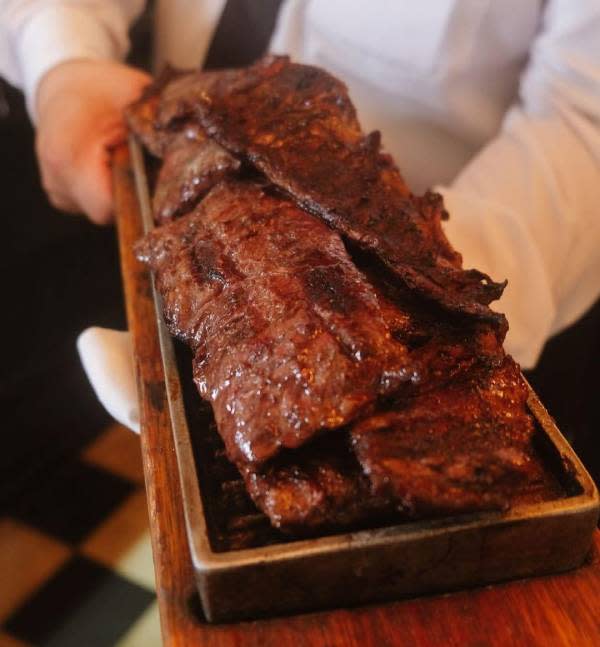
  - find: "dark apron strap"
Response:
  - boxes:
[204,0,283,70]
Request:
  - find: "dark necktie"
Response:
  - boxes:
[203,0,283,70]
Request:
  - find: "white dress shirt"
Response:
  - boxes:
[1,0,599,369]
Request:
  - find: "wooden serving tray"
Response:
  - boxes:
[115,137,599,624]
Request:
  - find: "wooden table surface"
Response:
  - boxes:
[112,145,600,647]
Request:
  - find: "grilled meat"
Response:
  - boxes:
[125,67,184,157]
[153,125,240,223]
[340,258,537,517]
[351,357,539,515]
[130,57,560,533]
[361,257,507,387]
[188,55,507,325]
[156,57,289,129]
[127,69,240,222]
[136,180,417,465]
[240,432,394,533]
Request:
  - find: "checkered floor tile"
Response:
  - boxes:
[1,425,160,646]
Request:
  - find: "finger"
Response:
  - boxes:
[36,122,124,225]
[47,190,79,214]
[38,161,80,214]
[104,123,129,152]
[69,140,115,225]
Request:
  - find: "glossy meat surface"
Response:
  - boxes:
[153,125,239,223]
[136,181,417,465]
[240,433,394,533]
[125,67,183,157]
[351,357,541,515]
[156,56,289,130]
[361,258,507,388]
[191,56,507,324]
[127,70,239,222]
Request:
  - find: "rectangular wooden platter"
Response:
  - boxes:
[124,136,599,624]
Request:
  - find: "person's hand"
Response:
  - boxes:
[35,60,151,224]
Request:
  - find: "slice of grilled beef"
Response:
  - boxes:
[156,57,288,129]
[125,67,184,157]
[343,257,545,517]
[136,180,418,465]
[127,69,240,222]
[359,255,507,387]
[351,357,544,515]
[240,432,395,533]
[152,125,240,223]
[187,56,506,325]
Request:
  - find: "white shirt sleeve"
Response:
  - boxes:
[0,0,145,118]
[439,0,600,369]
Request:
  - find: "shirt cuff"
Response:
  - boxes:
[16,6,121,121]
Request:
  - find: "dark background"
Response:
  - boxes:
[1,2,598,521]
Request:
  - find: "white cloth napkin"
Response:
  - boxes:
[77,327,140,433]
